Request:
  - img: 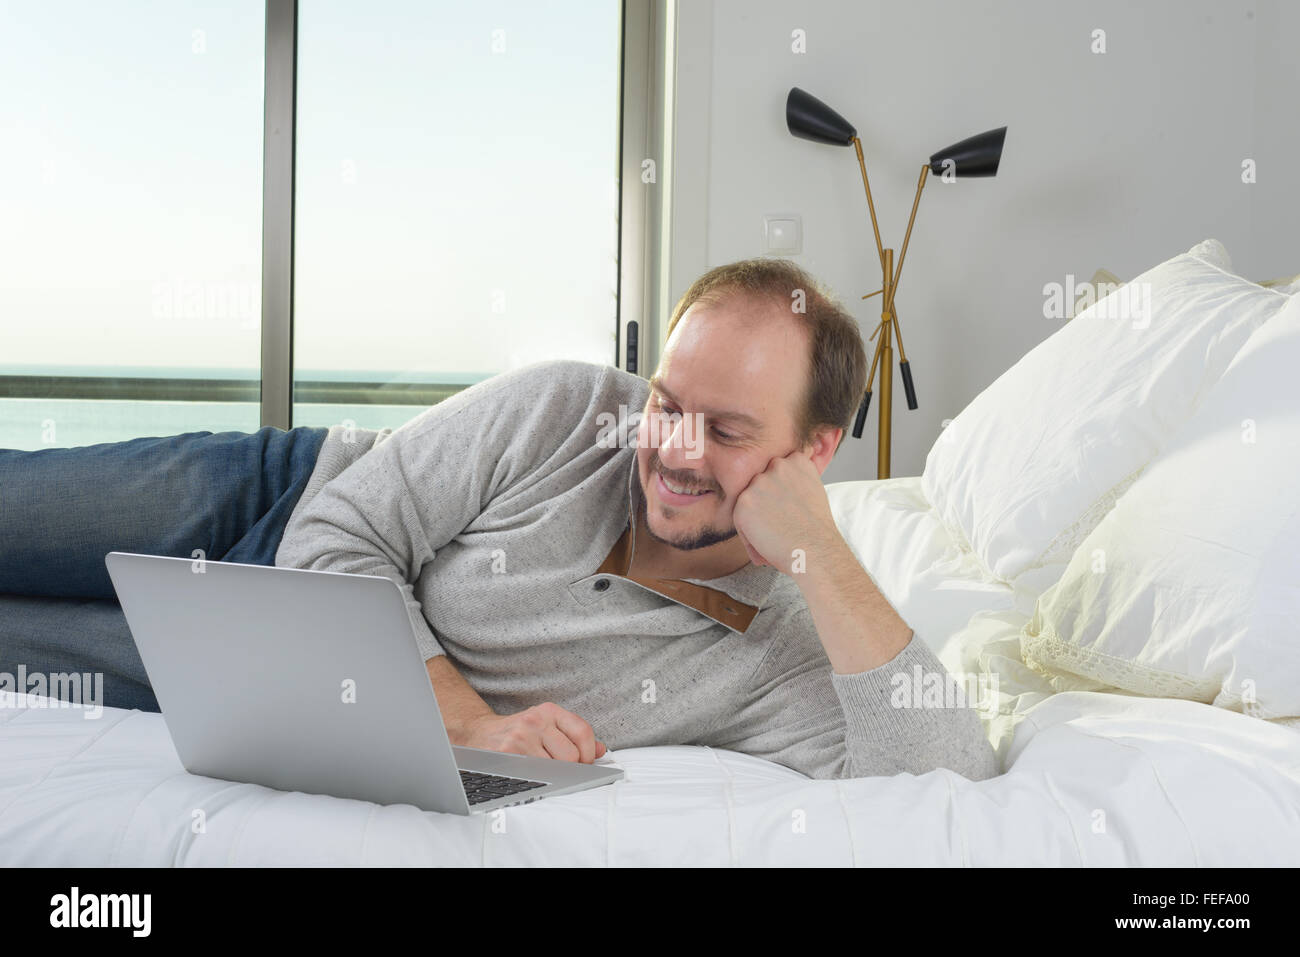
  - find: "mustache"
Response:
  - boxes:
[649,454,720,496]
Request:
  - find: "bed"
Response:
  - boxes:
[2,471,1297,866]
[2,238,1298,866]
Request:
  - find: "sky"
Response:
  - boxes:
[0,0,621,378]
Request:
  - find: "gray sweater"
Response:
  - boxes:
[275,360,999,782]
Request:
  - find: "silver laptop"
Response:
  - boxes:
[104,551,623,815]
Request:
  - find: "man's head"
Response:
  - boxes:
[634,258,867,552]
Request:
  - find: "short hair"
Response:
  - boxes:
[664,258,867,451]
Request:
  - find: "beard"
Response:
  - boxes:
[635,460,738,552]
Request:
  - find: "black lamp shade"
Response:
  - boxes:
[786,87,857,146]
[928,126,1006,177]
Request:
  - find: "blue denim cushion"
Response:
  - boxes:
[0,426,327,711]
[0,595,158,712]
[0,426,327,599]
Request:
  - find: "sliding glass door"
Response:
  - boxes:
[0,0,265,450]
[0,0,626,449]
[291,1,623,432]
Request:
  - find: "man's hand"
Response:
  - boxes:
[732,448,840,575]
[456,703,608,764]
[427,655,607,763]
[734,450,914,674]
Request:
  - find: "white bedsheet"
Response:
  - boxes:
[2,689,1297,866]
[4,475,1297,866]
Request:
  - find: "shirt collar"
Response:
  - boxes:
[619,451,783,618]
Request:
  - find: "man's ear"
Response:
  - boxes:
[806,426,841,475]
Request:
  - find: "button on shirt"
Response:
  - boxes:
[275,359,999,781]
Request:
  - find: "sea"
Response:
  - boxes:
[0,365,487,451]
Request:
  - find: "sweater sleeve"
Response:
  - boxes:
[274,359,622,661]
[702,601,1000,781]
[827,633,1000,780]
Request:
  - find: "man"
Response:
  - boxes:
[276,258,998,781]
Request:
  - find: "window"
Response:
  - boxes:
[1,0,628,449]
[291,1,622,431]
[0,0,265,450]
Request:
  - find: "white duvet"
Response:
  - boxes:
[3,478,1297,866]
[2,688,1297,866]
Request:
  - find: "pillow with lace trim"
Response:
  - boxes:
[1022,292,1300,721]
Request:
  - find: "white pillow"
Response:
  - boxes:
[826,477,1018,653]
[922,239,1291,584]
[1021,292,1300,719]
[1185,236,1233,271]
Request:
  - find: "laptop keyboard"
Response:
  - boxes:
[459,769,548,806]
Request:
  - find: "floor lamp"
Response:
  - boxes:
[786,86,1006,478]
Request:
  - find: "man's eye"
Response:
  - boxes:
[712,427,735,441]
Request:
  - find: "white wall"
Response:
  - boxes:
[667,0,1300,481]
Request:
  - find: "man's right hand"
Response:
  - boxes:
[456,703,607,764]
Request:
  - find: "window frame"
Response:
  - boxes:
[259,0,671,429]
[0,1,670,433]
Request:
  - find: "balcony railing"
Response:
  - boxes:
[0,374,468,406]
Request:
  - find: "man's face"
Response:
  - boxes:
[635,294,810,551]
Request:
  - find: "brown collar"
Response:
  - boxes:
[595,525,761,632]
[589,454,782,633]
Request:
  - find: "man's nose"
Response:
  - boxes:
[657,413,698,472]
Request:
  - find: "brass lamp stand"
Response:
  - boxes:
[786,87,1006,478]
[852,139,929,478]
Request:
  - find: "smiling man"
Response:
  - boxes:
[275,258,999,781]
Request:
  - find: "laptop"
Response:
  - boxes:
[104,551,623,815]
